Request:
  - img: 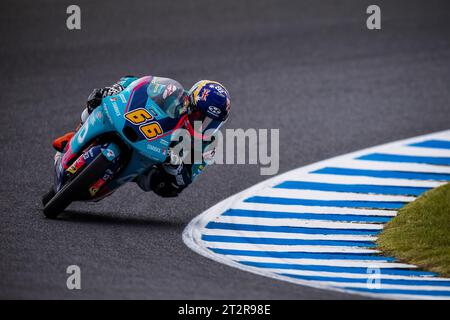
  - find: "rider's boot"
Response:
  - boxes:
[52,131,75,152]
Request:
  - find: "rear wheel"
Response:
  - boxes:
[43,152,111,219]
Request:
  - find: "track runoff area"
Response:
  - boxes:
[184,130,450,299]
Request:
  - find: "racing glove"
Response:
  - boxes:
[86,88,104,114]
[136,162,192,198]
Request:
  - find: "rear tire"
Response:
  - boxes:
[43,152,111,219]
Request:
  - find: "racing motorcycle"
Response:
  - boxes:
[42,76,188,218]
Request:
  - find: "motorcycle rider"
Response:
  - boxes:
[52,76,231,198]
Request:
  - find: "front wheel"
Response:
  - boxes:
[43,152,112,219]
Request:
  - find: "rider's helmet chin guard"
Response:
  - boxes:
[185,80,231,140]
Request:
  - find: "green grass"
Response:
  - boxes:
[377,183,450,277]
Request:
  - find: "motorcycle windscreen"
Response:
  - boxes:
[146,77,185,119]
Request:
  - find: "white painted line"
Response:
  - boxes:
[202,242,380,254]
[201,229,379,242]
[232,202,398,217]
[331,159,450,174]
[267,269,450,281]
[253,188,416,202]
[374,146,450,158]
[215,215,384,230]
[282,173,444,188]
[224,256,415,268]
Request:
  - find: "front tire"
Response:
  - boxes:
[43,152,111,219]
[41,188,55,207]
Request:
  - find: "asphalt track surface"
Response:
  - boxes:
[1,0,450,299]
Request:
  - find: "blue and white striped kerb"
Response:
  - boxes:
[183,130,450,299]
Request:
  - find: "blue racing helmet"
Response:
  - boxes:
[187,80,231,138]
